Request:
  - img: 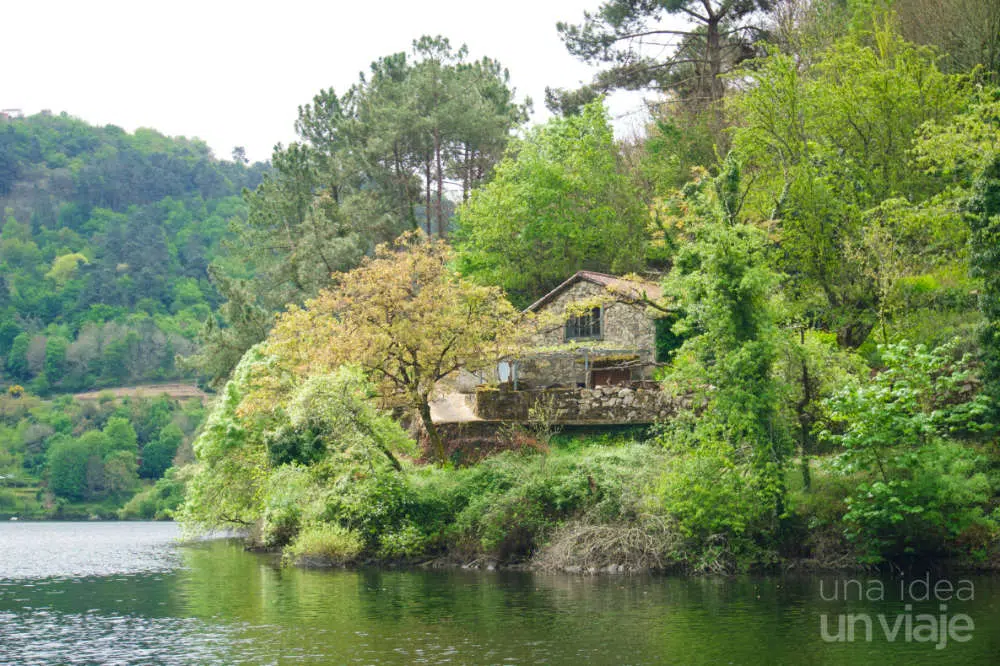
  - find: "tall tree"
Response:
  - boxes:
[729,15,969,344]
[195,38,527,388]
[553,0,773,111]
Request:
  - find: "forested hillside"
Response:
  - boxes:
[0,113,266,518]
[0,113,267,393]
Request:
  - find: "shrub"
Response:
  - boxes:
[821,340,999,562]
[376,523,429,560]
[119,466,190,520]
[260,465,315,548]
[284,523,364,566]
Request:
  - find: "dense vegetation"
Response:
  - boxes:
[0,113,267,393]
[0,389,203,519]
[3,4,1000,570]
[0,112,266,514]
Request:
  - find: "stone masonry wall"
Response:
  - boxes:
[475,386,675,424]
[530,280,657,377]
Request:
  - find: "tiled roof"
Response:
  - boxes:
[525,271,664,312]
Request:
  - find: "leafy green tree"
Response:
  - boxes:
[730,17,970,345]
[256,234,521,463]
[45,253,88,286]
[103,417,138,455]
[178,346,277,528]
[102,450,139,497]
[77,430,112,460]
[140,423,183,479]
[47,436,91,501]
[0,321,18,356]
[456,100,647,307]
[821,340,996,562]
[44,336,69,380]
[6,333,31,380]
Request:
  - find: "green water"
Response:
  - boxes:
[0,522,998,664]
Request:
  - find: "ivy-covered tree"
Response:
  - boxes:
[968,154,1000,417]
[658,158,791,543]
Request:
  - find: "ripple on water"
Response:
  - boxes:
[0,610,246,665]
[0,522,181,580]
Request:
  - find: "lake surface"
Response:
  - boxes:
[0,522,998,665]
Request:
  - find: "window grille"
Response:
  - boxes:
[565,307,602,340]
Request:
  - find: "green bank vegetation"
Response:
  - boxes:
[3,2,1000,569]
[179,5,1000,571]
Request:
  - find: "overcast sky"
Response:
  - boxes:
[6,0,651,162]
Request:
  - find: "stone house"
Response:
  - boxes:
[435,271,673,426]
[502,271,664,389]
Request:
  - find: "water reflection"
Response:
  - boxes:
[0,525,998,664]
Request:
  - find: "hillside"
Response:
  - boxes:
[0,112,268,394]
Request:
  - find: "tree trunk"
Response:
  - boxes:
[796,332,814,491]
[706,16,724,103]
[434,126,445,237]
[424,158,433,235]
[417,399,447,464]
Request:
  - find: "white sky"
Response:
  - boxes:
[6,0,651,162]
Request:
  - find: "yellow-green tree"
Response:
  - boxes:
[259,233,522,462]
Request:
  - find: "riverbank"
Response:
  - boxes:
[192,432,997,577]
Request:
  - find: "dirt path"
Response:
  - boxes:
[72,383,210,402]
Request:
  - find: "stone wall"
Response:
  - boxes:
[475,385,675,424]
[531,280,656,363]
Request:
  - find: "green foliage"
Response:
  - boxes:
[0,112,268,393]
[662,160,791,474]
[967,154,1000,418]
[821,340,997,562]
[46,436,92,501]
[6,333,30,381]
[456,100,647,307]
[730,17,971,345]
[0,388,202,515]
[140,423,183,479]
[103,417,138,454]
[102,450,139,497]
[119,466,190,520]
[657,440,771,540]
[283,523,365,566]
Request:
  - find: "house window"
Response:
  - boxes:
[565,307,602,340]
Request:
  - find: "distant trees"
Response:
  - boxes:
[0,112,267,394]
[140,423,182,479]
